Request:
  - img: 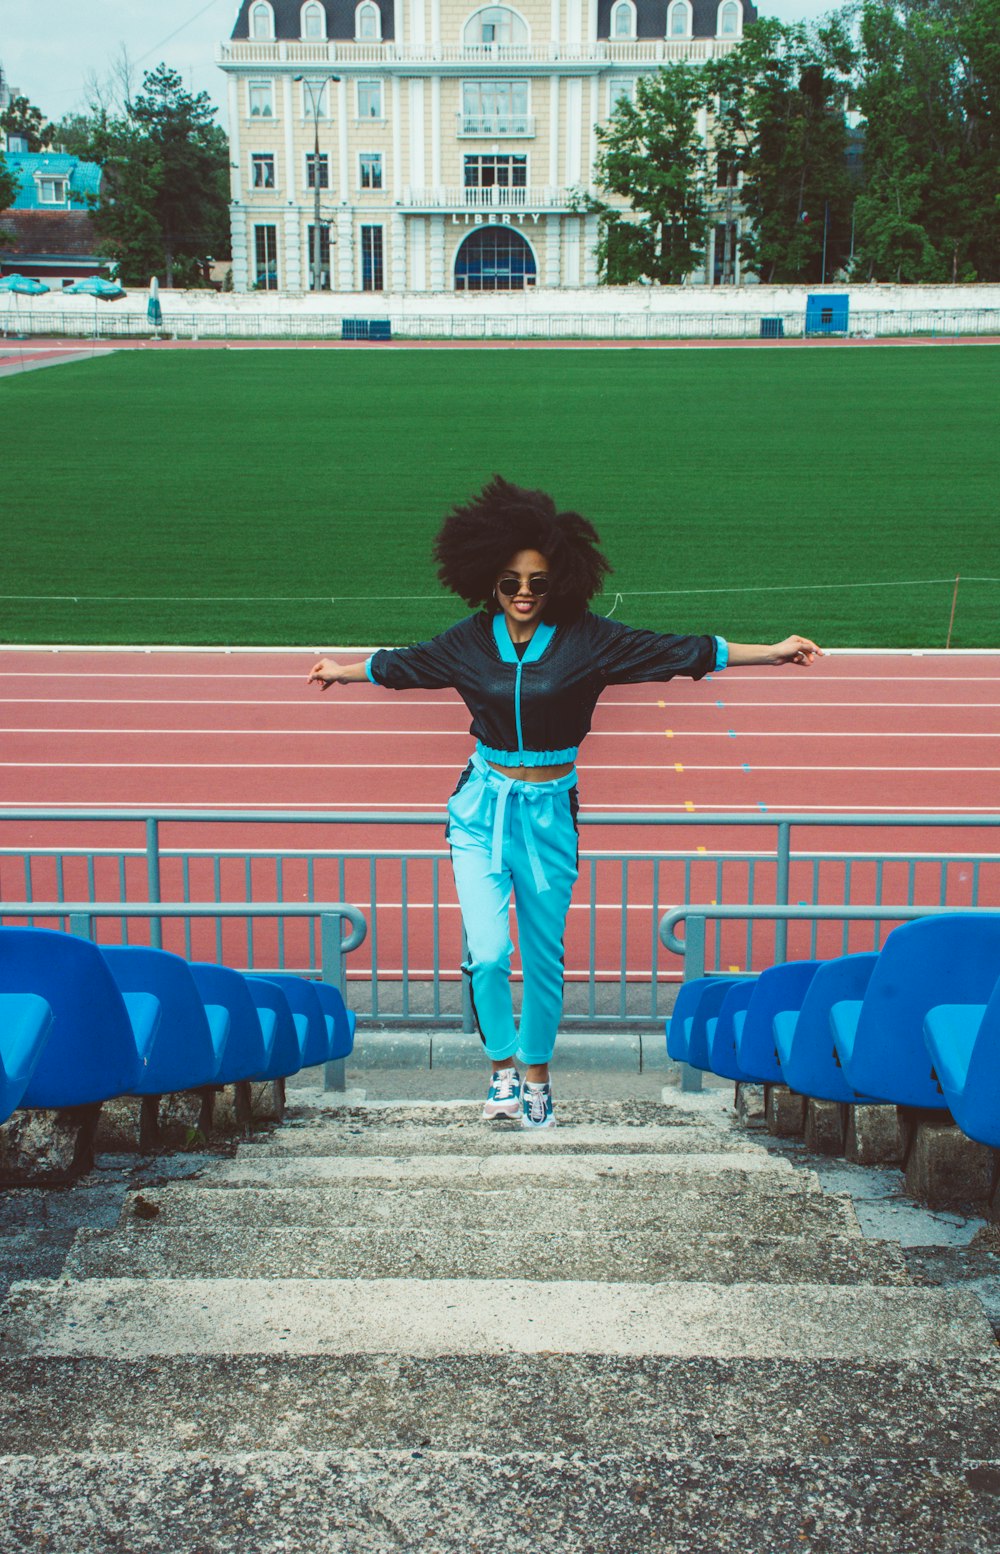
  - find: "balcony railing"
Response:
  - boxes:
[402,185,574,209]
[456,113,535,137]
[218,39,739,68]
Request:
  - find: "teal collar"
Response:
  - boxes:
[492,612,556,665]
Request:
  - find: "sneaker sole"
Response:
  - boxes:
[482,1102,521,1119]
[520,1115,557,1130]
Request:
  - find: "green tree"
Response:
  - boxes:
[706,18,855,284]
[0,94,51,152]
[72,64,230,286]
[0,151,18,248]
[853,0,1000,282]
[583,65,709,284]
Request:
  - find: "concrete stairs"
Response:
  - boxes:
[1,1090,999,1552]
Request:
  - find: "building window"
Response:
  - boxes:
[461,79,529,134]
[356,2,381,39]
[464,154,527,204]
[608,78,636,112]
[359,152,383,189]
[248,81,275,118]
[250,2,274,39]
[611,1,635,38]
[305,224,332,287]
[718,0,741,35]
[361,224,384,290]
[455,226,536,290]
[357,80,383,119]
[300,79,330,118]
[667,0,692,37]
[713,222,738,283]
[463,7,528,46]
[301,1,326,38]
[251,154,276,189]
[306,153,330,188]
[254,224,279,289]
[7,134,29,153]
[715,151,736,189]
[37,177,68,204]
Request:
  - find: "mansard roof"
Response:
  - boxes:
[597,0,757,37]
[230,0,752,43]
[231,0,396,42]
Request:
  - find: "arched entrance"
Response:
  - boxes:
[454,226,537,291]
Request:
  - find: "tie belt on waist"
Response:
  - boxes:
[469,749,576,894]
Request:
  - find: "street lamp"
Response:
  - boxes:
[294,73,341,292]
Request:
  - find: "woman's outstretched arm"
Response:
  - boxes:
[308,658,370,689]
[725,636,823,668]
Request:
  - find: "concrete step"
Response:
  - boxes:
[111,1178,860,1239]
[3,1277,992,1360]
[63,1223,910,1286]
[188,1150,794,1190]
[1,1448,999,1553]
[2,1354,998,1458]
[286,1098,723,1129]
[252,1122,751,1157]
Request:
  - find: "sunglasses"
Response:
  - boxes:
[496,575,550,598]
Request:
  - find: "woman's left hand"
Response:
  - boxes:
[770,635,823,666]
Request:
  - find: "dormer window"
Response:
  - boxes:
[356,2,381,39]
[250,2,275,40]
[667,0,692,38]
[37,176,68,204]
[463,6,528,46]
[718,0,741,36]
[301,2,326,39]
[611,1,636,39]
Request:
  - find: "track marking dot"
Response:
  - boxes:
[674,762,684,773]
[685,801,696,812]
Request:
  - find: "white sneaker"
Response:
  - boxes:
[482,1067,521,1119]
[521,1081,556,1130]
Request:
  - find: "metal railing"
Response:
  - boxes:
[216,39,740,67]
[1,808,997,1028]
[656,900,1000,1091]
[6,307,998,342]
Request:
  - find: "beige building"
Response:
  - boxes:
[218,0,753,293]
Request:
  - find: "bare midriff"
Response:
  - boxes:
[486,760,575,783]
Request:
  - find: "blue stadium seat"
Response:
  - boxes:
[831,914,1000,1108]
[689,979,743,1070]
[244,977,305,1081]
[101,945,227,1096]
[310,980,356,1061]
[188,961,270,1085]
[774,953,880,1103]
[666,977,720,1063]
[0,993,54,1125]
[249,973,331,1067]
[736,960,823,1084]
[705,978,761,1082]
[1,927,143,1108]
[923,973,1000,1147]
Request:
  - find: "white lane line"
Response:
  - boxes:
[2,670,1000,683]
[1,802,997,816]
[0,761,995,774]
[4,727,997,740]
[3,697,999,713]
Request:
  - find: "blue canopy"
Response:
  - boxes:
[66,277,126,299]
[0,275,50,295]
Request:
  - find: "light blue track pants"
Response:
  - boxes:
[447,750,579,1067]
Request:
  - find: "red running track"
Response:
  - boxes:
[0,647,997,978]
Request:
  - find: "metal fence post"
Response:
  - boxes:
[145,817,162,949]
[68,911,93,941]
[680,913,706,1093]
[320,910,346,1091]
[775,821,791,963]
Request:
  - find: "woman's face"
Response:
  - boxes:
[495,548,550,631]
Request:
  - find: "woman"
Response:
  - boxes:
[309,476,821,1130]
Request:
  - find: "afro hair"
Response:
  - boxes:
[433,476,612,625]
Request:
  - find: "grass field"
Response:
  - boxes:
[1,346,997,648]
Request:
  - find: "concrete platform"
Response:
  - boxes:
[63,1223,910,1285]
[1,1449,999,1554]
[4,1276,991,1359]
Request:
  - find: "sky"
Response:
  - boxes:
[0,0,841,132]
